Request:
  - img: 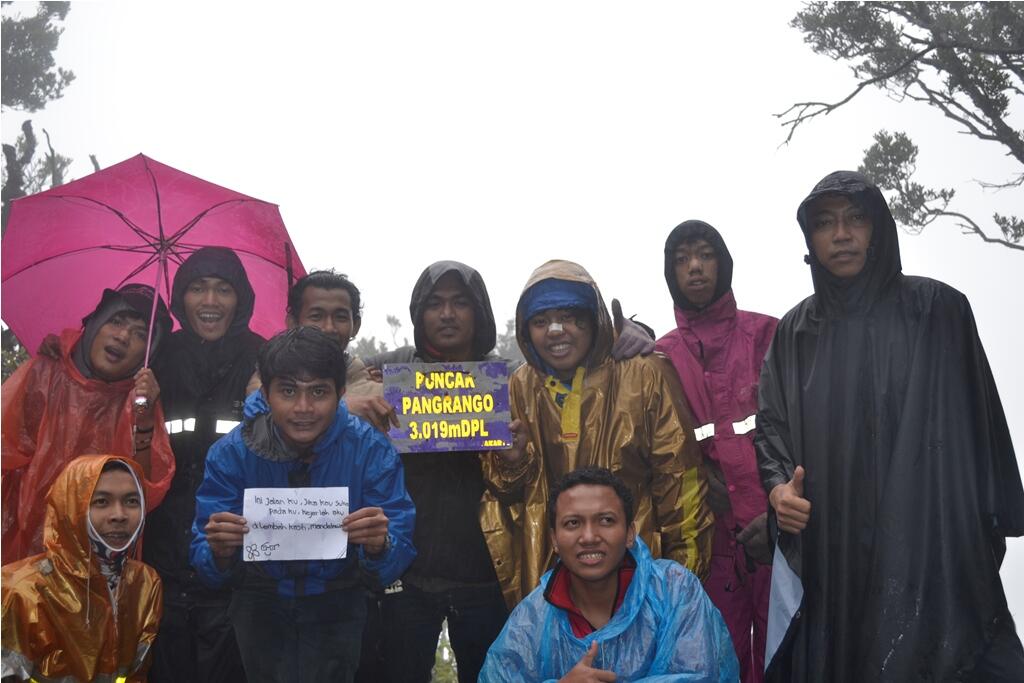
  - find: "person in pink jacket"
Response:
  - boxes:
[655,219,778,683]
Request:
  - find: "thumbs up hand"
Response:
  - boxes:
[560,641,617,682]
[769,465,811,534]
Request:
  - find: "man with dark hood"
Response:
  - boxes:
[363,261,509,683]
[145,246,265,683]
[2,284,175,562]
[657,220,777,683]
[756,171,1024,682]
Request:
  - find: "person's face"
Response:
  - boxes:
[673,239,719,308]
[809,195,874,279]
[291,287,360,352]
[88,312,148,381]
[421,272,476,361]
[550,483,635,585]
[264,375,340,451]
[527,308,594,380]
[89,468,143,549]
[184,276,238,342]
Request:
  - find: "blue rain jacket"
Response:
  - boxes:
[480,537,738,682]
[190,392,416,595]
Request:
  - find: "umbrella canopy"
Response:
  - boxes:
[2,154,305,355]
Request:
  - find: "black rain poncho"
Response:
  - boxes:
[755,171,1024,682]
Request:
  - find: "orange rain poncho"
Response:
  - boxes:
[1,329,174,561]
[1,455,163,682]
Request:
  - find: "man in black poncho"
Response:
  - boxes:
[144,246,265,682]
[756,171,1024,682]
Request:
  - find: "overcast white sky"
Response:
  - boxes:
[3,1,1023,617]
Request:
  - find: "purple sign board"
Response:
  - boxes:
[383,361,513,454]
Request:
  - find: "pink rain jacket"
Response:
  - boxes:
[656,291,777,539]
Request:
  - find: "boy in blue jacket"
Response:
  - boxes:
[190,326,415,682]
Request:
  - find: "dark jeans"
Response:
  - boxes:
[380,581,508,683]
[229,587,367,683]
[148,588,246,683]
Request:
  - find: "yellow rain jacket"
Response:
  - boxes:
[1,455,162,682]
[480,260,713,608]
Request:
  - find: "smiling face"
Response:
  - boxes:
[89,467,143,550]
[673,238,719,308]
[88,312,148,380]
[183,276,238,342]
[264,375,340,451]
[550,483,636,586]
[527,308,594,380]
[809,195,874,279]
[421,272,476,361]
[292,286,360,352]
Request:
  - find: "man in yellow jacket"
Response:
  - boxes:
[481,260,713,608]
[2,455,162,682]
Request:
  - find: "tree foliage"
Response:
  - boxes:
[2,1,75,112]
[2,1,77,234]
[780,1,1023,250]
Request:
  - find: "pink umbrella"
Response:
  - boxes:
[2,154,305,357]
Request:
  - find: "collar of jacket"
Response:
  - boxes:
[241,390,350,463]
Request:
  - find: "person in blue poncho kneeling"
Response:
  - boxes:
[480,467,738,682]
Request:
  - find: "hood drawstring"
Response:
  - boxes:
[545,366,586,442]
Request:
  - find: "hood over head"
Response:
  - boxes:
[515,260,614,372]
[796,171,902,315]
[663,219,734,311]
[43,455,146,579]
[170,246,256,339]
[409,260,497,360]
[73,283,172,378]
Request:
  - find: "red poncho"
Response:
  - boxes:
[2,329,174,561]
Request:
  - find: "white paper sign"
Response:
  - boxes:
[241,487,349,562]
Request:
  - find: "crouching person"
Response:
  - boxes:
[481,467,737,682]
[189,327,416,683]
[2,456,161,682]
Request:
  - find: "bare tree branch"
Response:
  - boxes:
[775,46,933,145]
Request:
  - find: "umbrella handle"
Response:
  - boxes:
[138,252,167,411]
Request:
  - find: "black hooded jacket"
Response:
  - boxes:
[663,219,734,311]
[368,261,500,586]
[755,171,1024,682]
[145,247,266,588]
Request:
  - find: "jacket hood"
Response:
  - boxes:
[663,220,734,311]
[170,246,256,338]
[408,261,497,360]
[515,260,614,372]
[74,284,172,378]
[796,171,902,315]
[43,455,146,579]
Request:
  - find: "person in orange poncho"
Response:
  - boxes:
[1,284,176,561]
[2,455,163,682]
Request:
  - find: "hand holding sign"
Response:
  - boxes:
[342,506,389,557]
[769,466,811,533]
[498,419,528,466]
[205,511,249,570]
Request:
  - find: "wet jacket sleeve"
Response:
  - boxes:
[650,563,741,682]
[480,372,540,504]
[353,435,416,587]
[644,360,713,581]
[129,571,163,681]
[190,439,246,589]
[754,332,794,496]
